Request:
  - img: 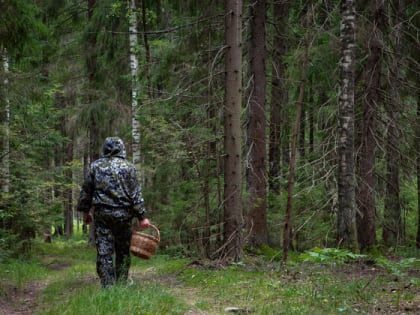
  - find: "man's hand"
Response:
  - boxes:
[83,212,93,225]
[138,218,151,229]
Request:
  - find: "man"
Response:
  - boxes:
[77,137,150,288]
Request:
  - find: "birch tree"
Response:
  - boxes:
[128,0,141,166]
[337,0,358,250]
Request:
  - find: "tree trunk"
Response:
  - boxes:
[417,97,420,249]
[383,0,404,247]
[64,140,74,238]
[87,0,99,162]
[140,0,153,98]
[246,0,268,247]
[87,0,97,246]
[129,0,141,166]
[283,5,312,262]
[299,106,306,159]
[308,83,314,154]
[0,48,10,194]
[223,0,243,262]
[82,150,89,234]
[356,0,384,251]
[337,0,358,250]
[269,0,290,194]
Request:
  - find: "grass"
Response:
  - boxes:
[0,259,47,289]
[0,238,419,314]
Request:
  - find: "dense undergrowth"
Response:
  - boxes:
[0,237,419,315]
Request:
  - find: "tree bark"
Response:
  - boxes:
[129,0,141,166]
[383,0,404,247]
[87,0,98,246]
[140,0,153,98]
[87,0,99,161]
[299,106,306,159]
[356,0,384,251]
[0,48,10,194]
[246,0,268,247]
[417,97,420,249]
[269,0,290,194]
[64,140,74,238]
[223,0,243,262]
[308,83,314,154]
[337,0,358,250]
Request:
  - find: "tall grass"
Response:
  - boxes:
[0,259,47,289]
[39,282,188,315]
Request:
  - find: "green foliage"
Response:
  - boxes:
[298,247,367,264]
[1,76,67,257]
[0,0,41,53]
[399,179,419,242]
[374,257,420,279]
[0,228,18,263]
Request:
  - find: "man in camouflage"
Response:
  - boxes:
[77,137,150,288]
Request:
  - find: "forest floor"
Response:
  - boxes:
[1,280,46,315]
[0,242,419,314]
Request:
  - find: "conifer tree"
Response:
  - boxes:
[223,0,243,262]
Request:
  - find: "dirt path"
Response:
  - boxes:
[1,262,418,315]
[0,281,47,315]
[0,268,215,315]
[131,269,216,315]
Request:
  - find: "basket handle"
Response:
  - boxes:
[135,223,160,242]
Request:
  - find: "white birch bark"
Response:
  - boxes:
[1,48,10,194]
[128,0,141,166]
[337,0,357,249]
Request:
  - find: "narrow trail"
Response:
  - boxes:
[0,267,216,315]
[131,269,217,315]
[0,281,47,315]
[2,259,418,314]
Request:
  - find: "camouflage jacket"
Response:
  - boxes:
[77,137,146,220]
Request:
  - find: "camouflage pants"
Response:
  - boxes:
[94,208,133,288]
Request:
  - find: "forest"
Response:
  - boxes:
[1,0,420,263]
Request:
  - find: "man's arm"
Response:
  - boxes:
[77,170,94,213]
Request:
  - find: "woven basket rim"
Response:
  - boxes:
[130,224,160,259]
[132,224,160,242]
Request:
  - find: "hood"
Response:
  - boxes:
[101,137,127,159]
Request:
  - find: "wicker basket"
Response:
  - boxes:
[130,224,160,259]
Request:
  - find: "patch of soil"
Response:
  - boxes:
[330,262,420,314]
[0,256,72,315]
[44,260,72,271]
[0,281,47,315]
